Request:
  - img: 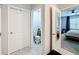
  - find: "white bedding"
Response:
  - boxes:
[66,30,79,38]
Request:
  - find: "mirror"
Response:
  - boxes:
[61,6,79,54]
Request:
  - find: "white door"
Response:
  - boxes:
[8,7,30,54]
[8,7,22,53]
[52,6,74,55]
[52,6,61,50]
[0,8,1,54]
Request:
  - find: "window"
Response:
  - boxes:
[70,16,79,30]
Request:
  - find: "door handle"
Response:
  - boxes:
[52,33,56,35]
[0,32,1,36]
[10,32,13,34]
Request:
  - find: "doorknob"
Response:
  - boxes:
[52,33,56,35]
[0,32,1,36]
[10,32,13,34]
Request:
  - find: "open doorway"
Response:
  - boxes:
[61,5,79,54]
[31,8,43,55]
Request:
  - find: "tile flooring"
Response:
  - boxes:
[10,47,40,55]
[61,33,79,54]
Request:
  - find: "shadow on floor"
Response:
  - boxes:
[47,50,61,55]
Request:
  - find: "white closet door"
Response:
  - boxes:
[8,7,30,54]
[8,7,23,53]
[0,8,1,54]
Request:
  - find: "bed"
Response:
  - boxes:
[65,30,79,41]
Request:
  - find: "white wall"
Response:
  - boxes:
[44,5,51,54]
[1,5,8,55]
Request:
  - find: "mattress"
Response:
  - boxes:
[65,30,79,40]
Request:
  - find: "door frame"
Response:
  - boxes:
[56,5,79,55]
[0,6,1,55]
[50,5,74,55]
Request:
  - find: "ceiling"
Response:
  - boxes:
[56,4,79,10]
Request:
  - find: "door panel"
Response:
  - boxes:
[8,7,23,53]
[0,8,1,54]
[52,6,61,50]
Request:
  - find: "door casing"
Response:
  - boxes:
[52,5,77,55]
